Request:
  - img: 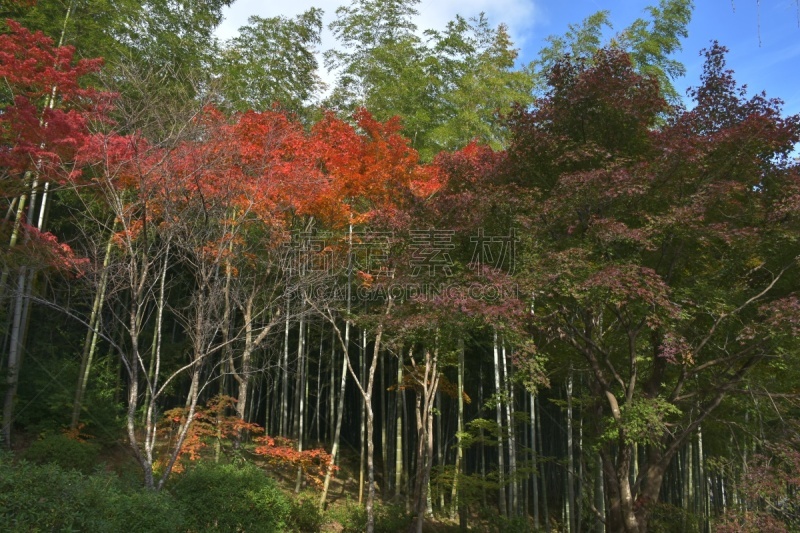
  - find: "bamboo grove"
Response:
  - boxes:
[2,1,800,532]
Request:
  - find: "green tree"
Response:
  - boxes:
[325,0,438,153]
[215,9,324,117]
[2,0,231,75]
[532,0,692,102]
[326,0,533,159]
[427,14,534,153]
[2,0,232,117]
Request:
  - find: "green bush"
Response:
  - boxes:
[169,461,291,532]
[23,432,101,473]
[288,490,325,532]
[333,500,412,533]
[0,456,102,531]
[330,499,367,533]
[478,506,535,533]
[374,503,413,533]
[102,487,187,533]
[0,453,186,532]
[647,502,702,533]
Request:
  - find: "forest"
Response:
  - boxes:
[1,0,799,532]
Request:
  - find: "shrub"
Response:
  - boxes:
[288,490,325,532]
[478,505,534,533]
[374,503,413,533]
[102,487,187,533]
[23,432,101,473]
[170,461,291,532]
[647,502,702,533]
[0,453,185,532]
[333,500,412,533]
[0,456,102,531]
[330,499,367,533]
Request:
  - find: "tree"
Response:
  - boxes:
[215,9,323,117]
[506,45,800,532]
[531,0,692,102]
[326,0,422,107]
[0,19,105,447]
[307,108,432,532]
[3,0,232,99]
[325,0,533,160]
[426,15,534,153]
[325,0,437,150]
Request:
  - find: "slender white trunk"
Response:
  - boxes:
[363,320,387,533]
[142,245,169,426]
[281,296,290,436]
[73,311,103,427]
[1,269,28,446]
[328,333,335,441]
[699,425,709,531]
[359,329,366,504]
[320,221,353,508]
[395,354,404,500]
[410,345,440,533]
[450,338,465,525]
[436,391,444,511]
[493,328,507,517]
[315,332,323,441]
[538,395,550,532]
[319,320,349,508]
[594,454,605,533]
[236,296,276,423]
[479,366,487,507]
[502,339,517,516]
[531,392,540,529]
[566,367,576,533]
[295,312,306,492]
[381,351,388,499]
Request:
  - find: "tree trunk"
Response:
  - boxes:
[537,395,550,533]
[381,350,388,499]
[2,269,29,447]
[363,323,386,533]
[530,392,540,529]
[450,338,465,527]
[698,426,709,532]
[359,329,366,504]
[281,295,290,436]
[395,354,404,501]
[502,339,517,516]
[319,320,349,508]
[315,331,323,441]
[328,333,336,441]
[295,312,306,493]
[566,367,576,533]
[492,328,507,517]
[436,391,444,511]
[71,228,115,429]
[601,442,671,533]
[320,221,354,509]
[409,345,440,533]
[594,454,605,533]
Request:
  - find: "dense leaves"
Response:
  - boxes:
[3,3,800,532]
[505,42,800,532]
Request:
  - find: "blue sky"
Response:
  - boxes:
[216,0,800,116]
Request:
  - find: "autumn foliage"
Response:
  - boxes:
[160,396,333,487]
[0,20,106,187]
[254,436,335,489]
[4,9,800,533]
